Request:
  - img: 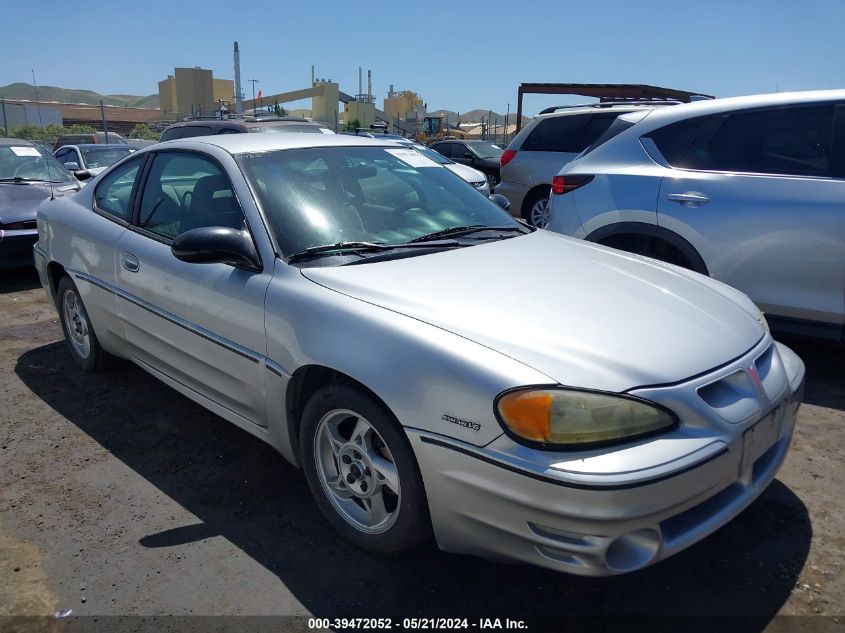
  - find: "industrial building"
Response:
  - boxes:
[158,67,234,118]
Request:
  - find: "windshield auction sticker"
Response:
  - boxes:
[385,148,440,168]
[11,146,41,157]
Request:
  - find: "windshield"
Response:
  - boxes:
[237,146,521,260]
[0,144,74,182]
[80,146,134,169]
[468,142,503,159]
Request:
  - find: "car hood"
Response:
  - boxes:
[300,230,764,392]
[0,182,78,224]
[444,162,486,183]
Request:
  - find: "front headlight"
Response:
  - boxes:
[496,388,677,449]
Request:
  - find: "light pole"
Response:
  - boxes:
[248,79,259,114]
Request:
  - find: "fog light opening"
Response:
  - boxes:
[604,528,661,573]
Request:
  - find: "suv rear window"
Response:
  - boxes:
[522,113,617,153]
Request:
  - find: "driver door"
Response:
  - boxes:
[115,149,272,426]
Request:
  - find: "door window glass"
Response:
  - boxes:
[137,152,245,240]
[93,156,143,221]
[681,106,834,176]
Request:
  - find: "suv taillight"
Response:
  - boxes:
[551,175,594,195]
[500,149,517,167]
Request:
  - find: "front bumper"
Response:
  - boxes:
[0,229,38,269]
[410,339,804,576]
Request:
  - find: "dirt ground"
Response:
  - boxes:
[1,267,843,632]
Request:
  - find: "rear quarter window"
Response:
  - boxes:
[646,116,709,165]
[522,115,587,152]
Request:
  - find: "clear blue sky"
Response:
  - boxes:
[1,0,842,116]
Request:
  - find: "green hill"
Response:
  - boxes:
[0,83,159,109]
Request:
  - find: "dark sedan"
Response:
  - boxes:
[1,139,81,268]
[429,140,504,189]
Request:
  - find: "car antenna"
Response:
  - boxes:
[32,69,54,200]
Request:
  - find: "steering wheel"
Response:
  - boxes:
[395,199,430,217]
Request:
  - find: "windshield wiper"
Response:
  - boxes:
[287,240,462,263]
[408,224,529,243]
[0,177,59,184]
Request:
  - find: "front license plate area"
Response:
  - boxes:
[740,406,782,475]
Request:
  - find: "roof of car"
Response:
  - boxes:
[61,144,134,149]
[0,138,35,146]
[166,120,246,130]
[159,132,400,154]
[625,89,845,131]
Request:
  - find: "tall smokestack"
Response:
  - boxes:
[233,41,243,114]
[367,69,372,102]
[358,67,362,99]
[311,65,315,85]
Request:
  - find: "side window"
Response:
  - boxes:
[93,156,143,221]
[179,126,212,139]
[522,115,588,152]
[55,149,67,163]
[648,116,710,166]
[453,143,470,159]
[431,143,450,158]
[137,152,245,240]
[689,106,835,176]
[160,127,183,141]
[217,127,242,135]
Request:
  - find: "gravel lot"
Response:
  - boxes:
[1,267,843,631]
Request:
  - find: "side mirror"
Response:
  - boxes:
[464,152,474,159]
[73,169,92,181]
[64,161,80,170]
[171,226,261,270]
[488,193,510,212]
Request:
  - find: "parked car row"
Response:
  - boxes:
[537,90,845,341]
[0,139,81,268]
[497,101,678,227]
[33,130,804,577]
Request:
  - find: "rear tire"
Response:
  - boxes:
[57,276,114,372]
[522,189,550,228]
[300,382,432,555]
[600,234,697,272]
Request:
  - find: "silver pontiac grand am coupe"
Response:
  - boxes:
[34,133,805,576]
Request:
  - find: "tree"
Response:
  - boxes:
[344,118,361,132]
[128,123,158,140]
[271,101,287,117]
[67,124,96,134]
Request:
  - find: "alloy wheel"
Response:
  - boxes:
[313,409,401,534]
[63,289,91,360]
[530,198,550,228]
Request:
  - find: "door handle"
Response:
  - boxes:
[120,252,140,273]
[667,191,710,208]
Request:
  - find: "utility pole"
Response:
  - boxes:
[100,100,109,142]
[505,102,510,145]
[248,79,259,113]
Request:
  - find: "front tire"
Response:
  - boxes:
[57,276,114,372]
[300,382,431,555]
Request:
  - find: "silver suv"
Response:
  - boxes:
[547,89,845,340]
[498,102,676,227]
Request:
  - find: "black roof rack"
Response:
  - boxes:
[538,99,683,115]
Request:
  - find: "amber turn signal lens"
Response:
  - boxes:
[497,390,553,441]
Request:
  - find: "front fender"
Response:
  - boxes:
[264,260,552,450]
